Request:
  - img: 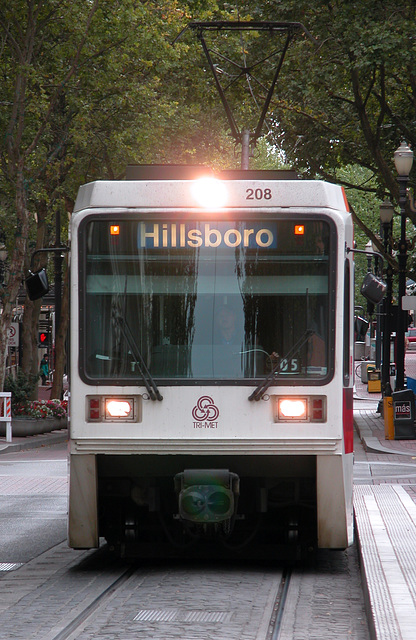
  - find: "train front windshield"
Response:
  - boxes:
[80,217,334,384]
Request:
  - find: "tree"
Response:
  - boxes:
[253,1,416,215]
[0,0,235,392]
[0,0,102,390]
[10,1,407,392]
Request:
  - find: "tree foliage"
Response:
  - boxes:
[1,1,416,389]
[219,0,416,308]
[248,2,416,210]
[0,0,237,391]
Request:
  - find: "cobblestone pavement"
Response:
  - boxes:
[72,561,280,640]
[278,546,370,640]
[0,545,281,640]
[0,541,370,640]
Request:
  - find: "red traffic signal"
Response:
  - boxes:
[38,332,49,345]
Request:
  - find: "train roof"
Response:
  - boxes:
[125,165,299,181]
[73,170,349,214]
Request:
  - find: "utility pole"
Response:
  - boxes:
[241,130,250,170]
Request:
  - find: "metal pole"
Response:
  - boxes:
[381,220,393,396]
[374,253,382,369]
[241,130,250,170]
[395,176,408,390]
[375,303,382,370]
[54,208,62,333]
[365,241,374,358]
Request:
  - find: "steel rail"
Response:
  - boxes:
[270,567,292,640]
[49,564,136,640]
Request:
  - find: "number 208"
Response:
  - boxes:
[246,188,272,200]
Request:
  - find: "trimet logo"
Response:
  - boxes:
[192,396,219,429]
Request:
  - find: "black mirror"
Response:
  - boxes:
[354,316,369,341]
[25,268,49,301]
[360,272,387,305]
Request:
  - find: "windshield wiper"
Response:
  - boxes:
[248,330,314,402]
[112,313,163,402]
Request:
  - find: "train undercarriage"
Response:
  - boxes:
[95,454,318,557]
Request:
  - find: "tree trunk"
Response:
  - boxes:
[20,296,43,400]
[21,200,49,396]
[0,169,30,390]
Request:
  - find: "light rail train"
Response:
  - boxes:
[67,166,354,556]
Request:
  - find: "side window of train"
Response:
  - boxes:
[343,259,351,386]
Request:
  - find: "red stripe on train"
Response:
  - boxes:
[343,387,354,454]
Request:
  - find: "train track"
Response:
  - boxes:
[50,574,292,640]
[48,563,136,640]
[48,568,291,640]
[0,542,369,639]
[41,549,287,640]
[268,568,292,640]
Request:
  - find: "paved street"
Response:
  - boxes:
[0,443,67,562]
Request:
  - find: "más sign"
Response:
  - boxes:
[393,401,412,421]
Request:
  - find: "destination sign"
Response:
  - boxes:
[138,222,277,249]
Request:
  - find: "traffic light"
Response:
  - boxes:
[38,331,49,346]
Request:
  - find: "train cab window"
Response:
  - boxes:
[80,217,335,384]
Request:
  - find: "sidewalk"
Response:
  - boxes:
[0,428,67,454]
[353,366,416,640]
[354,370,416,456]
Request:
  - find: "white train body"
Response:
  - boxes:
[68,168,354,555]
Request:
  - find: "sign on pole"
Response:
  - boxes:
[7,323,19,348]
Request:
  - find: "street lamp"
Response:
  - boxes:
[380,200,395,396]
[394,140,414,390]
[365,239,374,271]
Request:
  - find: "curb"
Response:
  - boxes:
[354,414,416,457]
[0,429,68,454]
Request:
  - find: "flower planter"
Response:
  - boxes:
[0,417,67,437]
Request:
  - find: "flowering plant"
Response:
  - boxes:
[13,399,67,419]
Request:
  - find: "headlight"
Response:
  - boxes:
[279,398,307,419]
[105,399,133,419]
[86,396,141,422]
[275,396,326,423]
[190,177,228,209]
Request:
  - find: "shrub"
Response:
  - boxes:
[4,370,39,414]
[4,370,67,418]
[13,399,67,419]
